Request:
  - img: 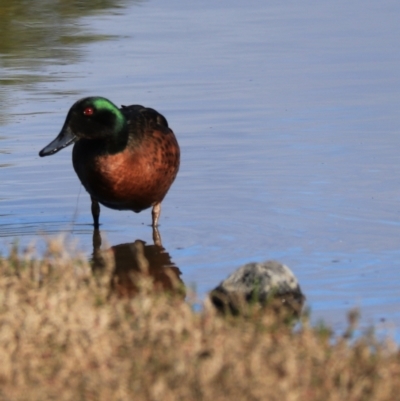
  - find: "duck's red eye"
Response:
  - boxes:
[83,107,94,116]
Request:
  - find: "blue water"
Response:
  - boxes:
[1,0,400,340]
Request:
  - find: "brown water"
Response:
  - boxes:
[1,0,400,339]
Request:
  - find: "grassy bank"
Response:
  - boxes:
[0,238,398,401]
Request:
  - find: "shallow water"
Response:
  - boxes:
[1,0,400,339]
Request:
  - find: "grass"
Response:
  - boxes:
[0,238,398,401]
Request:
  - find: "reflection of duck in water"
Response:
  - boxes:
[92,229,184,298]
[39,97,180,231]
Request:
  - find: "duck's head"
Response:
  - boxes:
[39,97,126,157]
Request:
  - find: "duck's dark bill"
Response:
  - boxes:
[39,126,76,157]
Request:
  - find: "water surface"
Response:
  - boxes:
[1,0,400,339]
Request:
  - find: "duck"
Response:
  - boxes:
[39,97,180,228]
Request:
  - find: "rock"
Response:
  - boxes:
[209,261,305,316]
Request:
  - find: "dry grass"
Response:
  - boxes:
[0,238,398,401]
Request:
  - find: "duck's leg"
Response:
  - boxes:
[91,196,101,229]
[151,202,161,227]
[152,226,162,247]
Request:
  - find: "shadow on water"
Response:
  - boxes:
[91,228,185,298]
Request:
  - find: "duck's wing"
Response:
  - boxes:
[120,105,169,129]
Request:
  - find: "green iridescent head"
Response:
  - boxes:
[39,96,127,157]
[68,96,126,139]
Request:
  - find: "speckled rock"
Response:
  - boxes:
[209,261,305,316]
